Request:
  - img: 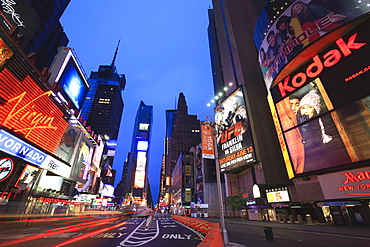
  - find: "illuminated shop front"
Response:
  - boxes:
[255,0,370,225]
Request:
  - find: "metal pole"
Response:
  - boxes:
[212,123,229,245]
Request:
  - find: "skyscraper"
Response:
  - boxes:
[165,93,201,177]
[80,42,126,141]
[124,101,153,206]
[208,0,289,219]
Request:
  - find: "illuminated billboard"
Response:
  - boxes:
[134,170,145,188]
[49,47,89,110]
[269,19,370,177]
[214,88,256,172]
[136,151,147,171]
[0,60,68,153]
[266,190,290,203]
[137,141,148,151]
[255,0,370,90]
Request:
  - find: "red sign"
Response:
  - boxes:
[39,197,70,204]
[0,68,68,153]
[201,124,214,159]
[277,33,366,98]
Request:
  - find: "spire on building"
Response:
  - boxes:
[177,93,188,115]
[111,38,121,67]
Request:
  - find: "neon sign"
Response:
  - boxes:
[3,91,58,137]
[0,68,68,153]
[277,33,366,98]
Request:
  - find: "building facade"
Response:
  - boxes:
[255,0,370,225]
[123,101,153,207]
[208,0,291,220]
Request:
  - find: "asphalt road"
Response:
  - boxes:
[0,212,203,247]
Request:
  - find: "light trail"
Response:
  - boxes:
[52,221,128,246]
[0,217,121,246]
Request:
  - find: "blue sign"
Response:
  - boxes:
[106,139,117,150]
[0,129,47,167]
[58,58,88,110]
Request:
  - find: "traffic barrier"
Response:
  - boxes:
[171,215,224,247]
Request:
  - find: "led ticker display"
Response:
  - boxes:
[270,20,370,177]
[137,140,148,151]
[0,66,68,153]
[254,0,370,90]
[215,88,256,172]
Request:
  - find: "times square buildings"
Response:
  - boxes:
[0,1,121,217]
[208,0,370,226]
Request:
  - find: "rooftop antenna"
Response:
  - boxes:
[111,38,121,66]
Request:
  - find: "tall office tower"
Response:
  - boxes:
[164,109,177,176]
[80,42,126,141]
[165,93,201,178]
[208,0,289,218]
[26,0,71,71]
[125,101,153,206]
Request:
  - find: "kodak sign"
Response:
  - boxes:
[277,33,366,98]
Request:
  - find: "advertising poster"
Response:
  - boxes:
[272,19,370,175]
[214,88,255,172]
[201,124,215,159]
[255,0,370,89]
[15,164,39,189]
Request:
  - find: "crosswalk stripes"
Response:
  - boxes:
[118,219,159,246]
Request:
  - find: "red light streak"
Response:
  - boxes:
[0,217,121,246]
[53,221,128,246]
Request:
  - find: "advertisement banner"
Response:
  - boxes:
[271,20,370,176]
[255,0,370,90]
[201,124,214,159]
[214,88,255,172]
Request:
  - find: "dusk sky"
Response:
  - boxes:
[60,1,214,203]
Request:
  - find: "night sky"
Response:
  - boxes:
[60,0,214,203]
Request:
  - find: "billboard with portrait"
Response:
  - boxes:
[255,0,370,90]
[214,88,256,172]
[270,19,370,177]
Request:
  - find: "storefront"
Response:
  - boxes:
[317,167,370,226]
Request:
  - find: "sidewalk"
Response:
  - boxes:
[205,217,370,241]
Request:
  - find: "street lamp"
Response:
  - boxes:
[204,115,229,245]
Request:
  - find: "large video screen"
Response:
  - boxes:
[57,57,88,110]
[255,0,370,90]
[272,19,370,175]
[214,88,256,172]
